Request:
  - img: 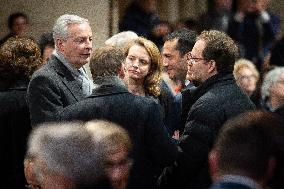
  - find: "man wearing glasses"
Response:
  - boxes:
[158,30,255,189]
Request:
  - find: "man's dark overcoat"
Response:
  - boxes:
[158,74,255,189]
[59,77,178,189]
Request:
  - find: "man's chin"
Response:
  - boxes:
[167,72,175,80]
[81,58,90,65]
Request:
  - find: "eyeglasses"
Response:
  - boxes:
[187,52,206,64]
[239,75,257,81]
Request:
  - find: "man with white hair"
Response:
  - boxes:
[27,14,93,126]
[24,122,111,189]
[105,31,138,48]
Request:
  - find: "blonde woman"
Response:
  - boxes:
[123,37,162,98]
[233,58,260,97]
[123,37,179,136]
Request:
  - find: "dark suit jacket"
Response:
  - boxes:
[0,80,31,189]
[27,55,85,126]
[58,78,178,189]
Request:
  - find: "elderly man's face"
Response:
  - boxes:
[24,158,76,189]
[271,73,284,102]
[58,23,92,69]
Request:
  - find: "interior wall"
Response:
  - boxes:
[1,0,284,46]
[0,0,110,46]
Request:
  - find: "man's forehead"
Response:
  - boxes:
[192,40,205,53]
[163,39,179,53]
[67,23,91,32]
[164,39,178,47]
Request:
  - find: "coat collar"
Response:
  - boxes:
[88,76,129,98]
[48,55,85,101]
[184,73,235,109]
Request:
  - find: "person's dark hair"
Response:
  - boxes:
[0,37,43,86]
[198,30,239,74]
[90,46,125,79]
[38,32,55,55]
[8,12,28,29]
[213,110,284,187]
[164,28,197,56]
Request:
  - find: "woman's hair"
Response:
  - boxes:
[124,37,162,97]
[0,37,43,86]
[233,58,260,81]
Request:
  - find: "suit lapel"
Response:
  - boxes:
[49,55,84,101]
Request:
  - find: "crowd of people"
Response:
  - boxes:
[1,0,284,189]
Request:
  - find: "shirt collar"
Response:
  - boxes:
[53,51,80,76]
[219,174,262,189]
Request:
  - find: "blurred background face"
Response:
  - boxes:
[124,44,151,81]
[105,148,131,189]
[11,16,28,36]
[236,67,257,96]
[139,0,157,12]
[214,0,233,10]
[239,0,269,13]
[270,73,284,101]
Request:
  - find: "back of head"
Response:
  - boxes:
[164,28,197,56]
[90,46,125,79]
[85,120,132,155]
[26,122,106,188]
[53,14,89,44]
[213,111,284,183]
[105,31,138,49]
[0,37,43,86]
[198,30,239,74]
[38,32,55,54]
[85,120,132,189]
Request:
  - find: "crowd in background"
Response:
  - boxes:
[1,0,284,189]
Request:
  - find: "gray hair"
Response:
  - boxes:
[261,67,284,100]
[104,31,138,48]
[85,120,132,154]
[53,14,89,42]
[26,122,104,185]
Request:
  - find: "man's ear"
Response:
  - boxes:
[56,38,64,52]
[208,150,219,182]
[24,159,39,187]
[208,60,217,74]
[118,64,125,79]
